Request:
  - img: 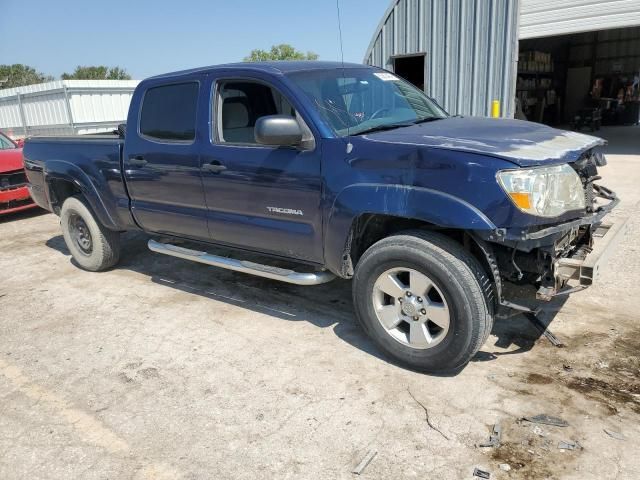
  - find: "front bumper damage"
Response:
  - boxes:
[533,184,627,301]
[553,218,629,289]
[476,182,625,305]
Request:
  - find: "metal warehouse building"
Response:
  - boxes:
[0,80,139,138]
[365,0,640,129]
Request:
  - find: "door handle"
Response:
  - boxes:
[129,156,147,167]
[202,161,227,173]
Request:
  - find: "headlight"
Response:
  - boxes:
[497,164,585,217]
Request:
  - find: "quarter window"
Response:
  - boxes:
[140,82,199,141]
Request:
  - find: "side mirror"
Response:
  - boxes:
[255,115,303,147]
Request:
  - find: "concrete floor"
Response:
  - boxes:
[1,126,639,479]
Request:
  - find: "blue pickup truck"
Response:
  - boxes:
[24,61,624,372]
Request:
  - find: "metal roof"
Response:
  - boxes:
[520,0,640,39]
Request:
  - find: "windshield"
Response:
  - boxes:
[0,132,17,150]
[287,68,447,136]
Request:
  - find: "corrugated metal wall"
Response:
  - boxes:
[364,0,520,118]
[520,0,640,40]
[0,80,139,137]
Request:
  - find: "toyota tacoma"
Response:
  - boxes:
[23,62,625,372]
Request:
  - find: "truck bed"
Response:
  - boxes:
[23,134,135,230]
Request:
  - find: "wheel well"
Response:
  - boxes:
[48,178,81,214]
[343,214,493,285]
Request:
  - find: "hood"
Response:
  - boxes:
[0,148,24,173]
[363,117,605,167]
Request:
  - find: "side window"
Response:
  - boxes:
[140,82,198,141]
[216,80,313,146]
[0,134,16,150]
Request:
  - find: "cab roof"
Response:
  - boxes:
[147,61,372,81]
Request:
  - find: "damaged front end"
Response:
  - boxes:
[478,150,627,304]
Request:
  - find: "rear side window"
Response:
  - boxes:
[140,82,198,141]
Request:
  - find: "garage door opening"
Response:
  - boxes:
[393,54,426,91]
[517,26,640,132]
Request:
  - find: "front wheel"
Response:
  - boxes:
[60,196,121,272]
[352,231,492,372]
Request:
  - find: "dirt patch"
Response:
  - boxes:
[488,424,580,480]
[526,373,553,385]
[566,376,640,414]
[490,442,554,478]
[558,330,640,415]
[510,325,640,416]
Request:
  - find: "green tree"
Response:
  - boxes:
[61,66,132,80]
[244,44,319,62]
[0,64,53,89]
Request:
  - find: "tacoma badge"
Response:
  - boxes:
[266,207,304,216]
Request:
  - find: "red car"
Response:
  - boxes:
[0,131,37,214]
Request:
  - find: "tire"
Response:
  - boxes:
[60,196,120,272]
[352,230,492,373]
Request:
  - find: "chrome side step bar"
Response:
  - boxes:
[148,239,336,286]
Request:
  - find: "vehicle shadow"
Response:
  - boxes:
[45,231,562,375]
[472,288,569,363]
[0,207,47,224]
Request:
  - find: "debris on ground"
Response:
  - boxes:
[603,429,625,441]
[473,467,491,478]
[498,463,511,472]
[352,449,377,475]
[562,364,573,372]
[407,388,450,440]
[477,423,502,448]
[558,440,583,450]
[532,425,547,437]
[522,414,569,427]
[523,311,564,347]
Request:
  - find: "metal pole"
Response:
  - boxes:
[16,93,28,137]
[62,84,75,135]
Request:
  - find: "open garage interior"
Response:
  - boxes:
[392,54,426,91]
[517,25,640,140]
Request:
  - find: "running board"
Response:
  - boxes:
[148,239,336,286]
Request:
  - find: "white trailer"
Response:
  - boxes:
[0,80,139,138]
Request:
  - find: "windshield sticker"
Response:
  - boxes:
[373,72,399,81]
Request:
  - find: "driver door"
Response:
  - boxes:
[200,74,324,263]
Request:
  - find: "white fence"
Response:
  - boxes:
[0,80,139,138]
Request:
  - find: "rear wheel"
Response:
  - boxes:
[60,196,120,271]
[352,231,492,372]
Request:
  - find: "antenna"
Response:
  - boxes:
[336,0,345,68]
[336,0,352,150]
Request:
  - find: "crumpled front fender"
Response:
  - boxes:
[324,183,497,276]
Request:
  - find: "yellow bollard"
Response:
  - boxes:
[491,100,501,118]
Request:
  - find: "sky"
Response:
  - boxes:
[0,0,390,79]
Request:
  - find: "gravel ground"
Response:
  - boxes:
[1,126,639,479]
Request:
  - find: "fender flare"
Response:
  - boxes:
[324,183,497,275]
[44,160,120,230]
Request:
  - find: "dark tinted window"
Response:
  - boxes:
[140,82,198,141]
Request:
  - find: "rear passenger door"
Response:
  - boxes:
[124,76,209,240]
[200,74,324,263]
